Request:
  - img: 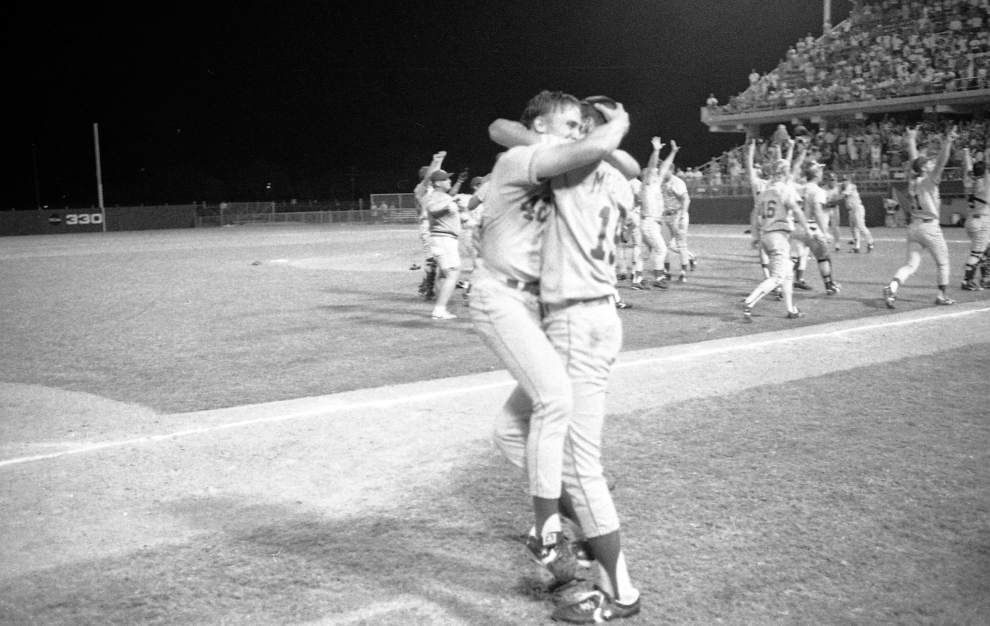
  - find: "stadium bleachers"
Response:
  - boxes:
[695,0,990,198]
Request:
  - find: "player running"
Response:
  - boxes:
[883,125,958,308]
[743,158,812,321]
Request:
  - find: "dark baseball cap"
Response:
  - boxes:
[581,95,617,126]
[429,170,452,182]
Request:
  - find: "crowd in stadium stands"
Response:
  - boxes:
[687,114,989,194]
[707,0,990,114]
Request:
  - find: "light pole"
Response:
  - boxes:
[93,123,106,231]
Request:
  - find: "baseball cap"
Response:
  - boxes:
[581,95,617,127]
[429,169,452,182]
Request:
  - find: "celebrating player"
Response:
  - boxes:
[470,90,631,613]
[961,147,989,290]
[637,136,678,290]
[414,152,446,300]
[743,158,812,321]
[791,161,841,295]
[660,162,695,283]
[423,170,463,319]
[883,125,958,308]
[841,175,875,253]
[485,93,643,622]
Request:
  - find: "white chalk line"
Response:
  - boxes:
[1,305,987,470]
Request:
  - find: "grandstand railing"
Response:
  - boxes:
[702,84,990,127]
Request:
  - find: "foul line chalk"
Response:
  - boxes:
[1,306,987,469]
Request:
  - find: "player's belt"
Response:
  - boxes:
[541,294,614,315]
[504,278,540,295]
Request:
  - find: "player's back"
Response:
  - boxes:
[756,181,798,233]
[542,161,631,303]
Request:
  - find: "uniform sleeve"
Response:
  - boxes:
[498,145,544,187]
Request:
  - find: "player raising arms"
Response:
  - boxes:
[415,152,446,300]
[743,158,812,321]
[636,136,677,290]
[423,169,464,319]
[960,146,989,290]
[470,90,632,614]
[883,125,958,308]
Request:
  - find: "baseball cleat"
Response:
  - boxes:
[677,274,687,283]
[616,273,627,282]
[883,286,896,309]
[551,588,641,623]
[689,257,697,271]
[525,530,561,567]
[630,281,647,290]
[793,279,812,291]
[786,308,804,319]
[825,282,840,295]
[867,243,875,252]
[431,310,457,320]
[615,300,632,310]
[742,305,753,323]
[652,278,669,289]
[934,295,956,306]
[961,280,981,291]
[409,263,422,270]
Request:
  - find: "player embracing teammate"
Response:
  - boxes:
[471,90,643,623]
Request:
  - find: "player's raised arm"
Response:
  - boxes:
[784,138,797,166]
[905,124,921,161]
[645,136,664,179]
[657,140,679,181]
[789,142,807,182]
[425,151,446,179]
[931,126,957,181]
[745,139,761,188]
[488,117,639,179]
[448,169,469,196]
[488,119,541,148]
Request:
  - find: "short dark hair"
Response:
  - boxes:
[973,161,986,177]
[520,90,581,129]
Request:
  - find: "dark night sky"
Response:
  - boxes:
[3,0,849,208]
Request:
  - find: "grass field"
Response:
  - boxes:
[1,223,988,624]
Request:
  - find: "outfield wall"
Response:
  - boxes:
[0,205,197,236]
[1,190,970,236]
